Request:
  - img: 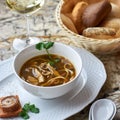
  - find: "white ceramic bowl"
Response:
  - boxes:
[13,42,82,99]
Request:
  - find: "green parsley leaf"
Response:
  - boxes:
[23,114,30,120]
[36,41,54,50]
[44,42,54,49]
[19,110,29,119]
[23,103,30,112]
[35,42,44,50]
[19,103,40,119]
[29,104,40,113]
[36,41,60,67]
[30,106,40,113]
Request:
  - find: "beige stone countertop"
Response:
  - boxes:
[0,0,120,120]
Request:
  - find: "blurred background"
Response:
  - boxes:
[0,0,61,39]
[0,0,65,60]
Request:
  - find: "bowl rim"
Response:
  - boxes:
[13,42,82,89]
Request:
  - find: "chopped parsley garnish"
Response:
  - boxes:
[19,103,40,119]
[36,41,60,66]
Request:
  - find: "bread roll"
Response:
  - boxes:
[100,18,120,31]
[61,0,75,14]
[72,1,88,34]
[110,0,120,7]
[61,13,78,34]
[82,0,112,27]
[82,27,116,39]
[108,3,120,18]
[115,29,120,37]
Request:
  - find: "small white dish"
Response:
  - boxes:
[90,99,116,120]
[0,47,107,120]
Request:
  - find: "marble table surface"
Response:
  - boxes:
[0,0,120,120]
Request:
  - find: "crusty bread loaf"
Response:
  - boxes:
[82,27,116,39]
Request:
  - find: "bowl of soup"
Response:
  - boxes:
[13,42,82,99]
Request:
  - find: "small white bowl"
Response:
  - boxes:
[13,42,82,99]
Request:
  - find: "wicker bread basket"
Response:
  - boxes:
[55,0,120,54]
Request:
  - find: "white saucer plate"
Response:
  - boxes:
[0,47,106,120]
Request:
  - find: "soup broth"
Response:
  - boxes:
[20,54,76,87]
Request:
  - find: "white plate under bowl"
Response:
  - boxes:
[0,47,106,120]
